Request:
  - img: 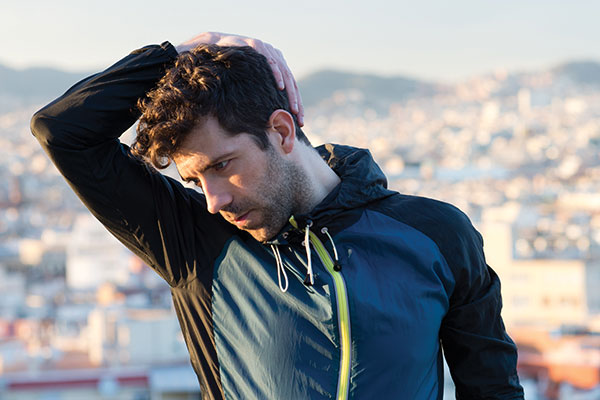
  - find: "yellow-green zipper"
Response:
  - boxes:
[290,217,351,400]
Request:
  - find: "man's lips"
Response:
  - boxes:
[222,209,256,228]
[233,211,251,226]
[235,212,249,222]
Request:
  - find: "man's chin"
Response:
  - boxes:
[245,227,275,243]
[224,211,287,242]
[240,221,285,242]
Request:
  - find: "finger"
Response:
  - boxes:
[282,71,299,114]
[268,57,285,90]
[269,48,295,107]
[276,55,299,114]
[262,44,285,90]
[295,82,305,126]
[286,66,304,120]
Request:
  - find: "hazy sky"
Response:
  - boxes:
[3,0,600,82]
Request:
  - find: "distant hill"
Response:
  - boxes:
[298,70,442,107]
[3,60,600,111]
[0,64,90,106]
[551,60,600,86]
[486,60,600,99]
[0,64,438,107]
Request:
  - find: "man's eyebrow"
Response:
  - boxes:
[203,151,236,172]
[179,151,236,181]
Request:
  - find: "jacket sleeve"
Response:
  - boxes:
[30,42,233,287]
[438,207,524,399]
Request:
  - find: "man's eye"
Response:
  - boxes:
[213,160,229,171]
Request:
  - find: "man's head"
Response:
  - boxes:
[172,114,313,241]
[133,44,310,168]
[133,44,315,241]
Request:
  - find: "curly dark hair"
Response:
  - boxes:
[133,44,310,169]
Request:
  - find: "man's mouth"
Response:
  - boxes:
[233,211,251,227]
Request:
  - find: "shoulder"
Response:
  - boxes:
[370,194,487,298]
[370,193,480,244]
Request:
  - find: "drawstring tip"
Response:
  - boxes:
[304,275,313,286]
[333,261,342,272]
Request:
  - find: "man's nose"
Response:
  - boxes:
[203,180,233,214]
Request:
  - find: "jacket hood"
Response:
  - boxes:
[302,144,396,223]
[267,144,396,244]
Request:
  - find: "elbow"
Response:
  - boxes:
[30,108,53,147]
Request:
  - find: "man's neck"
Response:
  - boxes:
[295,145,341,214]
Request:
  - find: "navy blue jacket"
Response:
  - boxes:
[31,42,523,399]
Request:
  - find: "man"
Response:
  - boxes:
[31,32,523,399]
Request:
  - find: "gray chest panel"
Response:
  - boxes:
[212,238,339,399]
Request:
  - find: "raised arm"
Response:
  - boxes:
[30,33,301,287]
[30,41,208,286]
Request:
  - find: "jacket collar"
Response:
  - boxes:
[266,144,395,245]
[288,144,395,229]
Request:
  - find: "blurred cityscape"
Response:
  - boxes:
[1,60,600,399]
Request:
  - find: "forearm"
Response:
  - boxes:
[441,267,523,399]
[424,206,523,398]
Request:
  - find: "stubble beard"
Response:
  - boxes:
[223,147,313,242]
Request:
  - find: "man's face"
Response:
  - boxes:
[173,116,300,242]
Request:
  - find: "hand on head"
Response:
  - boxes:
[176,32,304,126]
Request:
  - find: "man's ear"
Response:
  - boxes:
[268,109,296,155]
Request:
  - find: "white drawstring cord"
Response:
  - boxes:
[321,227,342,271]
[270,244,289,293]
[270,223,341,292]
[321,227,339,261]
[304,221,315,286]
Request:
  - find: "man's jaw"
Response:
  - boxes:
[220,210,279,242]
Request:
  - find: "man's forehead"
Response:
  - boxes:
[174,122,258,180]
[173,152,210,177]
[174,118,227,171]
